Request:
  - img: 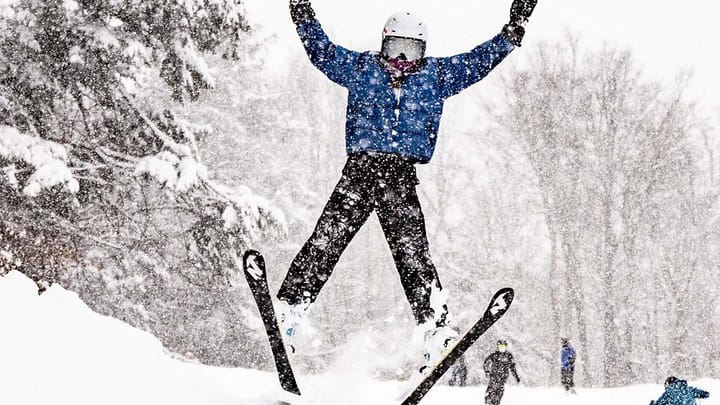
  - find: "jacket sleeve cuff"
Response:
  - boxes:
[501,23,525,47]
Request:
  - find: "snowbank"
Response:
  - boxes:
[0,270,279,405]
[0,270,716,405]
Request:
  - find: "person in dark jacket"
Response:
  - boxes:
[560,338,576,393]
[483,339,520,405]
[276,0,538,359]
[650,376,709,405]
[449,354,468,387]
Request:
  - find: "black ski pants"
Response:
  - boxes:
[561,368,575,391]
[485,378,507,405]
[277,152,446,325]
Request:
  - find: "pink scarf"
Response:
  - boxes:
[385,58,421,86]
[388,58,419,73]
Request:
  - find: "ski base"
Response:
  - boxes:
[242,249,301,396]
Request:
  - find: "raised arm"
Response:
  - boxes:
[691,386,710,399]
[434,0,538,99]
[289,0,361,88]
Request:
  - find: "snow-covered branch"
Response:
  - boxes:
[0,125,79,197]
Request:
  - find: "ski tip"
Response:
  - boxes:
[242,249,266,279]
[243,249,262,261]
[487,288,514,316]
[496,287,514,297]
[243,250,264,266]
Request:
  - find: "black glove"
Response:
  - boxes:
[502,0,537,46]
[501,23,525,47]
[516,376,521,383]
[289,0,315,24]
[509,0,537,24]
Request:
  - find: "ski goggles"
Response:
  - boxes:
[382,36,426,61]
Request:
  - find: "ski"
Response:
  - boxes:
[401,287,515,405]
[242,249,301,396]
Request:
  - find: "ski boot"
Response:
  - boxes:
[276,299,310,353]
[421,325,460,372]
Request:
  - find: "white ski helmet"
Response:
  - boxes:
[381,12,427,61]
[382,12,428,42]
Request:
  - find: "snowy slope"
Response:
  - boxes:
[0,271,716,405]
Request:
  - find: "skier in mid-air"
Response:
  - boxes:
[483,339,520,405]
[276,0,537,366]
[650,376,709,405]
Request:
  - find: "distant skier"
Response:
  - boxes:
[560,338,576,394]
[483,339,520,405]
[277,0,537,365]
[449,354,468,387]
[650,376,709,405]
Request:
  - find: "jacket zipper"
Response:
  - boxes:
[393,87,402,120]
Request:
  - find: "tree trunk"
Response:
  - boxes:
[546,214,563,385]
[563,237,591,387]
[601,195,623,386]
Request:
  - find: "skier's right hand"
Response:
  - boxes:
[289,0,315,24]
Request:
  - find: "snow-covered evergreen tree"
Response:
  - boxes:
[0,0,285,365]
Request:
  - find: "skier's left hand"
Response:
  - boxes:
[509,0,537,24]
[502,0,537,47]
[516,376,521,383]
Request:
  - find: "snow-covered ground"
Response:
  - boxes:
[0,271,716,405]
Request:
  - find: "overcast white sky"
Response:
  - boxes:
[244,0,719,111]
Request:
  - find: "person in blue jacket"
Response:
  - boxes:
[650,376,709,405]
[560,338,576,393]
[276,0,537,361]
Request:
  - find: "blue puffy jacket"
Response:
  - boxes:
[295,19,514,163]
[561,344,576,370]
[654,380,709,405]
